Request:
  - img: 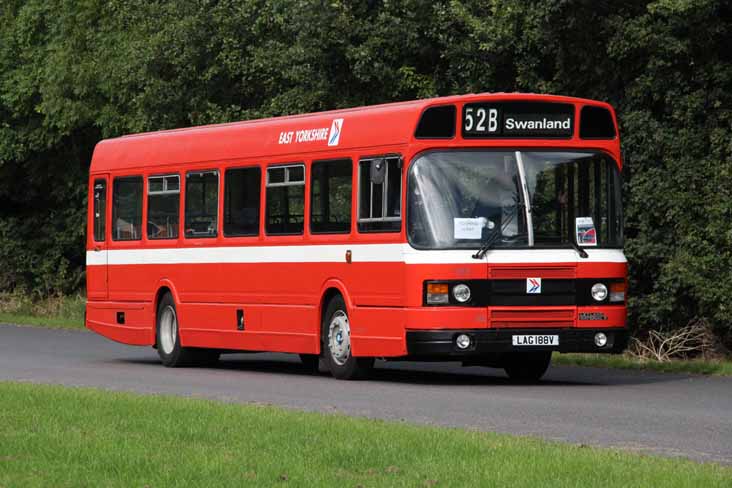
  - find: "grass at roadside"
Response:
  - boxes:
[555,353,732,376]
[0,293,84,329]
[0,313,81,329]
[0,382,730,487]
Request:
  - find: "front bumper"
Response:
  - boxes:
[406,328,629,358]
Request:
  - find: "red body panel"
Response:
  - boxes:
[86,93,626,357]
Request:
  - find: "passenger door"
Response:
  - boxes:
[87,175,109,301]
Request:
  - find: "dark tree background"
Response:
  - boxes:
[1,0,730,339]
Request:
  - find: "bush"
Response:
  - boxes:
[628,320,725,362]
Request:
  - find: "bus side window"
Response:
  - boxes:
[112,176,143,241]
[148,175,180,239]
[357,155,402,232]
[93,179,106,242]
[310,159,352,234]
[185,170,219,238]
[266,164,305,235]
[224,167,261,237]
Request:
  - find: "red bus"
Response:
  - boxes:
[86,93,627,381]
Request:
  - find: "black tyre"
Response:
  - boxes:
[156,293,219,367]
[503,351,552,383]
[322,295,373,380]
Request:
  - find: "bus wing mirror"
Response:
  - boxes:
[370,158,386,184]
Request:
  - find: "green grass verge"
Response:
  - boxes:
[0,312,82,329]
[0,293,84,329]
[555,353,732,376]
[0,382,730,487]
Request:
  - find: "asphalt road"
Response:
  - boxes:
[1,324,730,465]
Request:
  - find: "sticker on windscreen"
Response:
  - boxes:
[575,217,597,246]
[454,218,484,239]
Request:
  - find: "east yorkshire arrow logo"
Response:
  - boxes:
[526,277,542,294]
[328,118,343,146]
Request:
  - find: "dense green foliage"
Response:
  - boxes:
[0,1,730,338]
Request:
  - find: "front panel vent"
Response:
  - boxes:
[490,267,576,279]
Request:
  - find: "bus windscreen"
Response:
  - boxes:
[408,150,622,250]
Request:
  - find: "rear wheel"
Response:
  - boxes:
[503,351,552,383]
[156,293,219,367]
[322,295,373,380]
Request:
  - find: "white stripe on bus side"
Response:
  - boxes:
[86,244,626,266]
[401,247,626,264]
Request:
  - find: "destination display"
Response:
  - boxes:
[462,102,574,138]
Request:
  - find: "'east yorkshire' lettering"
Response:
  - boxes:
[504,117,571,131]
[278,118,344,146]
[278,128,328,144]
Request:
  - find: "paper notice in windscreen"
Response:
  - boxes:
[454,218,483,239]
[575,217,597,246]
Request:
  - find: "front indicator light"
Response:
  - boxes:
[452,283,471,303]
[591,283,608,302]
[609,281,626,303]
[426,283,449,305]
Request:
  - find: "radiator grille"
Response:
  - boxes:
[490,308,575,328]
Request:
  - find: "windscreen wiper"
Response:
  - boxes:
[472,210,518,260]
[569,240,589,259]
[472,230,502,260]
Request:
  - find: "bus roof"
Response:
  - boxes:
[89,93,617,173]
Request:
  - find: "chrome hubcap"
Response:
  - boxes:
[328,310,351,366]
[159,305,177,355]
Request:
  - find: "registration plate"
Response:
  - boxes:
[512,335,559,347]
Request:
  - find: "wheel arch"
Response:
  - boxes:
[152,279,181,346]
[317,279,354,353]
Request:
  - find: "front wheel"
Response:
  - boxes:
[503,351,552,383]
[322,296,373,380]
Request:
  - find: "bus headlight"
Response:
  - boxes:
[452,284,471,303]
[591,283,608,302]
